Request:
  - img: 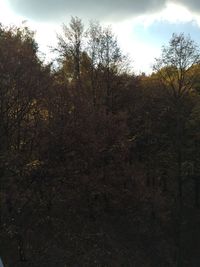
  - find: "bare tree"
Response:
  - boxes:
[154,33,200,267]
[57,16,85,85]
[86,21,102,107]
[154,33,200,99]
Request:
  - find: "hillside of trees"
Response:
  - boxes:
[0,17,200,267]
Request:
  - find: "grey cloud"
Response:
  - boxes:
[8,0,167,21]
[177,0,200,11]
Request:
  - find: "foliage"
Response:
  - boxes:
[0,22,200,267]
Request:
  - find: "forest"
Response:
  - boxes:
[0,17,200,267]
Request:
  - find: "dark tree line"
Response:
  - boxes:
[0,18,200,267]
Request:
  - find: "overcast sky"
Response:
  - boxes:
[1,0,200,73]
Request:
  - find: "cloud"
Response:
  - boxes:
[8,0,200,23]
[7,0,167,21]
[174,0,200,13]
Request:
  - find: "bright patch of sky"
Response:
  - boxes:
[1,1,200,74]
[110,2,200,73]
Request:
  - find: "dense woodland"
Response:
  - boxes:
[0,17,200,267]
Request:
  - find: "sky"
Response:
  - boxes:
[1,0,200,73]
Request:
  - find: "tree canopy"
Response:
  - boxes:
[0,21,200,267]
